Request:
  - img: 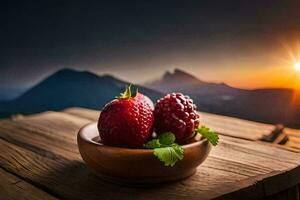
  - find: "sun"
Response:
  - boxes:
[294,62,300,72]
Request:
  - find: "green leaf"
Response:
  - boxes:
[144,132,184,166]
[153,144,184,167]
[143,132,176,148]
[196,126,219,146]
[143,139,161,149]
[158,132,175,146]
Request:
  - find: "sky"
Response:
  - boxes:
[1,0,300,89]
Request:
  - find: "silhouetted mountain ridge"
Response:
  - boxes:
[1,68,299,128]
[146,68,299,127]
[0,68,162,117]
[146,68,245,96]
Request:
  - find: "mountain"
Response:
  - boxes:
[146,69,298,127]
[0,69,162,117]
[1,68,299,128]
[146,69,245,95]
[0,87,27,100]
[147,69,206,92]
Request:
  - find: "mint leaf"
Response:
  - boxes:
[158,132,175,146]
[143,139,160,149]
[144,132,184,167]
[154,144,184,167]
[144,132,176,148]
[196,126,219,146]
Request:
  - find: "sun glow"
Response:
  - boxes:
[294,62,300,72]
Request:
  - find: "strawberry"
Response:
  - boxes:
[136,93,154,110]
[98,85,154,148]
[154,93,200,144]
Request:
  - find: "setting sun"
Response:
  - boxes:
[294,62,300,71]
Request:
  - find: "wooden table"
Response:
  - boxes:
[1,107,300,200]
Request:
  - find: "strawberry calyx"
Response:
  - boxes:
[117,85,138,99]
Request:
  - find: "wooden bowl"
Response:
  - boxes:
[77,122,211,185]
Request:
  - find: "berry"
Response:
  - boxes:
[98,85,154,148]
[136,93,154,110]
[154,93,200,144]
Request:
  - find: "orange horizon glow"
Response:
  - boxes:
[216,42,300,90]
[100,39,300,91]
[197,63,300,90]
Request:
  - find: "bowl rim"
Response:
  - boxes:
[78,122,208,152]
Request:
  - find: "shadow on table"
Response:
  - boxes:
[42,160,186,200]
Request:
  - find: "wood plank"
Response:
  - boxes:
[1,135,300,200]
[63,107,275,141]
[288,136,300,144]
[0,168,58,200]
[0,138,242,200]
[199,111,275,141]
[283,128,300,151]
[285,128,300,138]
[276,145,300,153]
[0,111,91,160]
[285,140,300,150]
[63,107,99,121]
[1,111,300,199]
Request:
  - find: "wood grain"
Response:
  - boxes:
[285,128,300,138]
[0,168,58,200]
[1,109,300,199]
[284,128,300,150]
[64,107,99,121]
[199,111,275,140]
[0,111,90,159]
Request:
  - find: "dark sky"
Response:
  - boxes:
[1,0,300,88]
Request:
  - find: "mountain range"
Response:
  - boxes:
[0,68,299,128]
[146,69,299,127]
[0,69,162,118]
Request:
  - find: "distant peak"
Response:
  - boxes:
[173,68,191,76]
[53,68,99,78]
[56,68,79,73]
[42,68,102,83]
[52,68,82,77]
[46,68,128,86]
[163,68,203,83]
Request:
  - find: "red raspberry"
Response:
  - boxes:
[98,86,154,148]
[154,93,200,144]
